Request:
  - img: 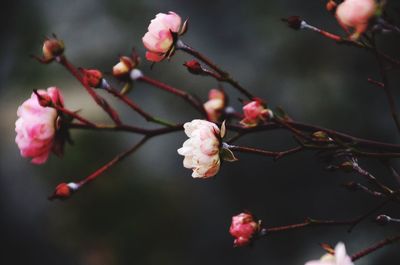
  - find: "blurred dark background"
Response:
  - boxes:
[1,0,400,264]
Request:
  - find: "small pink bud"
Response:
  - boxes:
[183,60,204,75]
[240,100,273,127]
[229,212,259,247]
[112,56,135,79]
[203,89,226,122]
[82,69,103,88]
[42,38,65,61]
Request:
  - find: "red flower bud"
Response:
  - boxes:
[183,60,204,75]
[282,16,303,30]
[229,212,260,247]
[49,182,79,200]
[82,69,103,88]
[326,0,337,12]
[42,38,65,61]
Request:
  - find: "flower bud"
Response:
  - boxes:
[42,38,65,61]
[240,100,273,127]
[112,56,135,79]
[82,69,103,88]
[183,60,204,75]
[326,1,338,12]
[204,89,226,122]
[229,212,260,247]
[49,182,79,200]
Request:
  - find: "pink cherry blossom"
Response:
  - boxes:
[305,242,354,265]
[240,100,272,127]
[229,212,259,247]
[177,119,221,178]
[336,0,377,40]
[15,87,64,164]
[142,11,182,62]
[204,89,225,122]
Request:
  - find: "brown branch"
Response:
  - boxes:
[351,235,400,261]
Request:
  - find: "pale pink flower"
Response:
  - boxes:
[305,242,354,265]
[229,212,259,247]
[240,100,272,127]
[15,87,64,164]
[336,0,377,40]
[177,119,221,178]
[204,89,225,122]
[142,11,182,62]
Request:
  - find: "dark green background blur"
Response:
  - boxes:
[1,0,400,264]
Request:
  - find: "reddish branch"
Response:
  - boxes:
[137,74,207,117]
[58,56,122,125]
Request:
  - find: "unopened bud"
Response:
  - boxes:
[183,60,204,75]
[82,69,103,88]
[326,1,337,12]
[49,182,79,200]
[312,131,333,142]
[113,56,135,79]
[43,38,65,60]
[339,161,354,172]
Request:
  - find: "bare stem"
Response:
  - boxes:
[137,75,207,117]
[351,235,400,261]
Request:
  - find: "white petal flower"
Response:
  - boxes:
[177,119,221,178]
[305,242,354,265]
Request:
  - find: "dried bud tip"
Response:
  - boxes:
[82,69,103,88]
[282,16,303,30]
[43,37,65,60]
[33,89,53,107]
[375,214,391,225]
[183,60,204,75]
[343,181,359,191]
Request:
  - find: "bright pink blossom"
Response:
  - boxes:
[142,11,182,62]
[15,87,64,164]
[240,100,272,127]
[177,119,221,178]
[204,89,225,122]
[336,0,377,40]
[229,212,259,247]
